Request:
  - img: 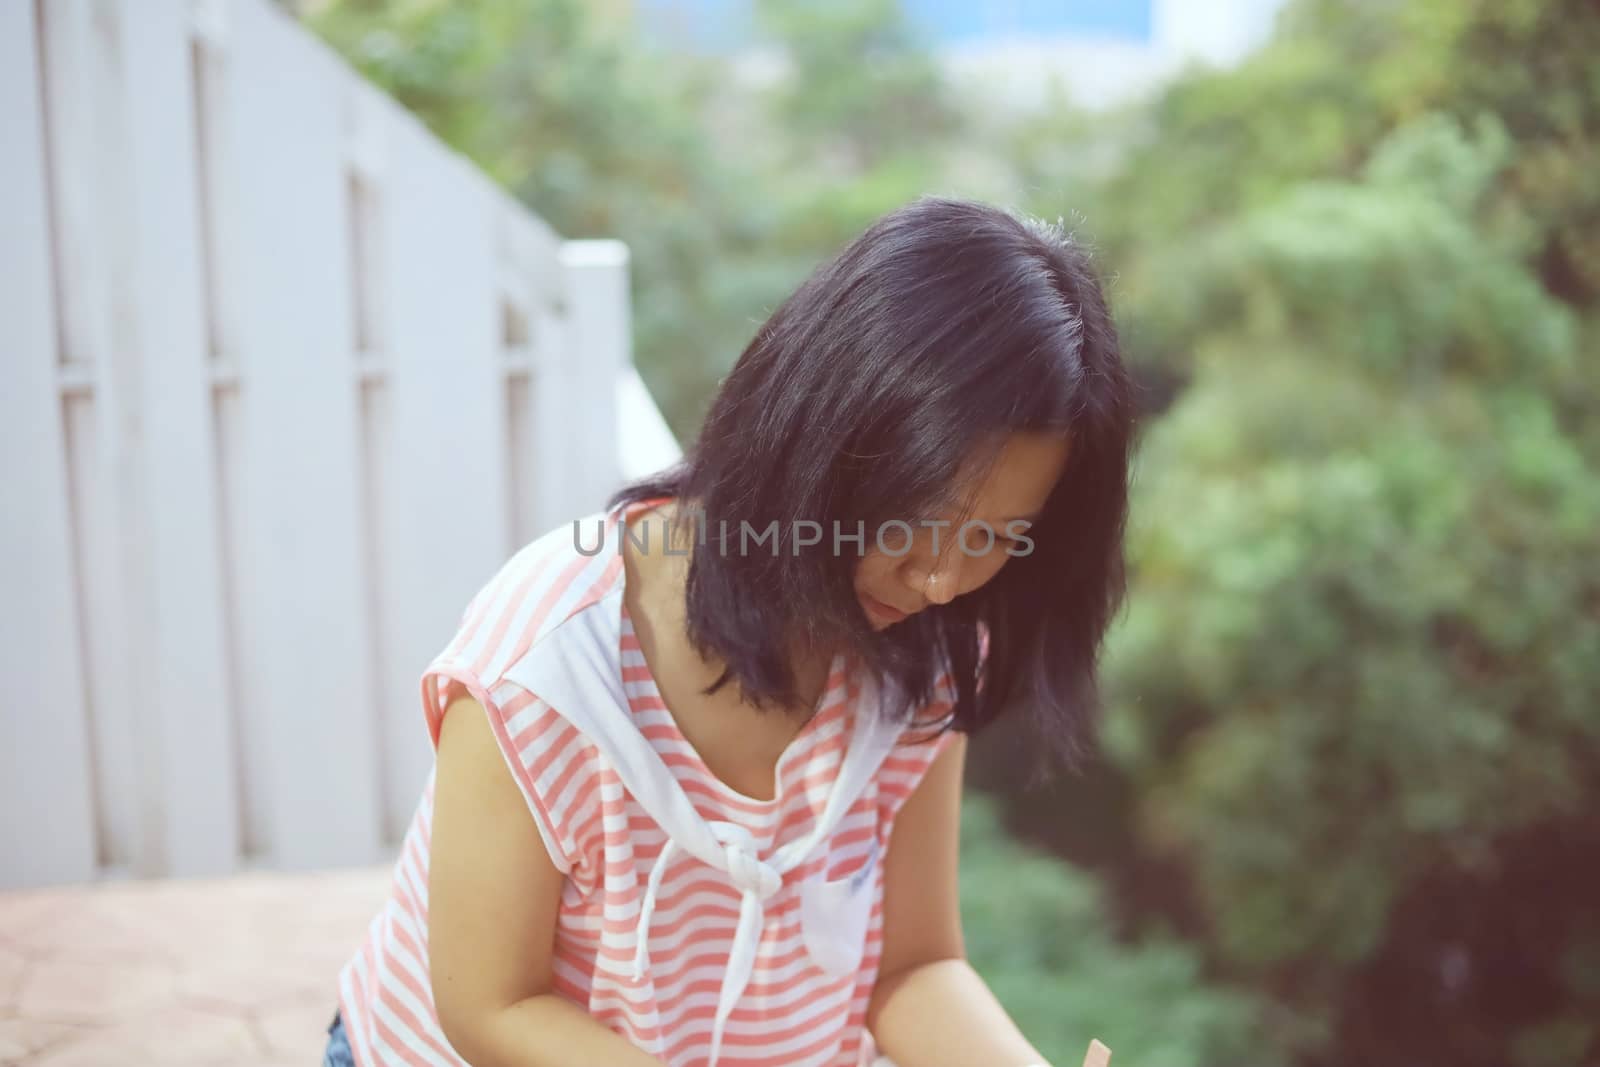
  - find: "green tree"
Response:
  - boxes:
[985,3,1600,1063]
[751,0,961,174]
[959,792,1273,1067]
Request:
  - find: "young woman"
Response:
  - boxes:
[326,195,1135,1067]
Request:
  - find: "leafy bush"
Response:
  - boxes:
[960,793,1274,1067]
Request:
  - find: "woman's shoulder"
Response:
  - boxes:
[438,506,626,683]
[469,506,620,610]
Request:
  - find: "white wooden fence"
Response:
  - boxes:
[1,0,681,890]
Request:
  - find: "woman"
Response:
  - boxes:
[326,194,1135,1067]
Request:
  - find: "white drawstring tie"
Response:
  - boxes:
[632,822,783,1067]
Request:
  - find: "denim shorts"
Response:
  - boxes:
[323,1009,355,1067]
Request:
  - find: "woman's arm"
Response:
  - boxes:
[430,694,666,1067]
[866,732,1056,1067]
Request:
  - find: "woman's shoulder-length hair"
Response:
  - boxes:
[609,194,1137,780]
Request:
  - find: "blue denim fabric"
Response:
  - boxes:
[323,1009,356,1067]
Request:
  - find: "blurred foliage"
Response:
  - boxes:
[1005,1,1600,1064]
[307,0,977,436]
[311,0,775,431]
[750,0,963,171]
[959,792,1274,1067]
[308,0,1600,1063]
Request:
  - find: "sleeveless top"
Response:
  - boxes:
[334,496,965,1067]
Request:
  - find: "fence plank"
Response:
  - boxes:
[112,0,240,878]
[529,302,582,531]
[33,0,155,877]
[375,109,511,837]
[221,0,384,869]
[0,0,99,889]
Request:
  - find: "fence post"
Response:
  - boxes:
[115,0,241,880]
[558,240,631,515]
[0,0,98,889]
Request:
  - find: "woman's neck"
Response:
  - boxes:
[625,497,836,713]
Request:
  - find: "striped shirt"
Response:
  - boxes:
[335,497,963,1067]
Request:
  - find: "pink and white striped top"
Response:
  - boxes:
[335,497,962,1067]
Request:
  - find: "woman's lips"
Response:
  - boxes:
[862,593,909,623]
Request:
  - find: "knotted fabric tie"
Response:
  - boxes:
[631,821,783,1067]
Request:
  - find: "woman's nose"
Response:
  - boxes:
[906,550,963,605]
[923,569,958,605]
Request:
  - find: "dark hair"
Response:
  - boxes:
[608,195,1135,778]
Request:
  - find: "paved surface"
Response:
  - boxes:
[0,866,392,1065]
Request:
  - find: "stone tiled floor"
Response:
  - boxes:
[0,866,392,1066]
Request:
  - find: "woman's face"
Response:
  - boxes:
[852,432,1070,629]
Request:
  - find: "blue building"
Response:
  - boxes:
[633,0,1286,109]
[899,1,1152,43]
[636,0,1155,52]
